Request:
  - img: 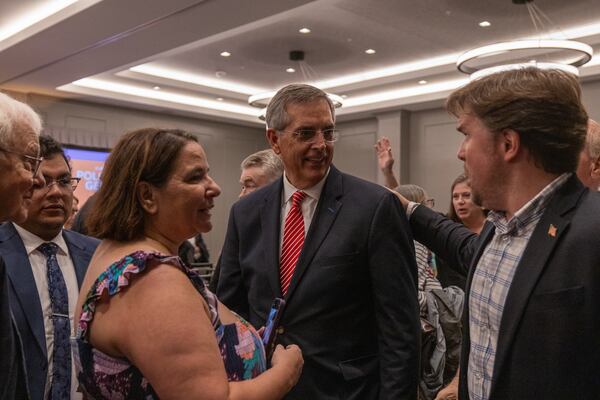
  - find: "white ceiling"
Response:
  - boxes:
[2,0,600,127]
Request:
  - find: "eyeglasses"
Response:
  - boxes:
[424,198,435,208]
[36,177,81,193]
[0,146,43,177]
[278,128,340,143]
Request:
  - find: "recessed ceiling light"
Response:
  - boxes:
[299,27,311,34]
[418,80,427,85]
[365,49,376,55]
[341,94,348,99]
[216,97,224,101]
[479,21,491,27]
[286,67,296,73]
[220,51,231,57]
[153,86,161,90]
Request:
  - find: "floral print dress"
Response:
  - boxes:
[72,251,266,399]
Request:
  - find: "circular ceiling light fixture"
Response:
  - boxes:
[479,21,491,27]
[299,27,311,34]
[365,48,376,55]
[286,67,296,73]
[457,39,592,75]
[457,0,593,77]
[220,51,231,57]
[469,61,579,81]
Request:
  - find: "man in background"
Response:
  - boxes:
[0,135,99,400]
[0,91,45,400]
[209,149,283,291]
[218,84,419,399]
[576,119,600,191]
[239,148,284,197]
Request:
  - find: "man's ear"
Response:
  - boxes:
[501,128,521,162]
[137,181,158,215]
[591,156,600,180]
[266,129,281,154]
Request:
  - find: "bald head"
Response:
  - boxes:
[576,119,600,191]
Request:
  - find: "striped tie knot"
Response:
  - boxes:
[291,190,306,208]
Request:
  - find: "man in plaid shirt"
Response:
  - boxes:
[399,67,600,400]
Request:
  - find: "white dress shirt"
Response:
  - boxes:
[13,223,82,400]
[279,169,330,256]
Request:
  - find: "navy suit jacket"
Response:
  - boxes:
[0,257,29,400]
[218,166,420,400]
[0,222,99,400]
[409,175,600,399]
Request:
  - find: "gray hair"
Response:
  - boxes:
[394,184,428,204]
[240,149,283,182]
[0,92,42,148]
[265,84,335,131]
[586,119,600,160]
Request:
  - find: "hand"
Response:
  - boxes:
[434,376,459,400]
[257,326,265,338]
[374,137,394,173]
[271,344,303,390]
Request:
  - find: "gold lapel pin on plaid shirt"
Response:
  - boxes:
[548,224,557,237]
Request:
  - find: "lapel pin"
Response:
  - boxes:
[548,224,557,237]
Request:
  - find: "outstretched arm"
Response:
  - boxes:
[374,137,400,189]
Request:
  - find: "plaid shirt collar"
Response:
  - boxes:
[487,173,571,237]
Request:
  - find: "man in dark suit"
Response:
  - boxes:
[218,84,419,399]
[0,92,47,400]
[398,67,600,400]
[0,135,99,400]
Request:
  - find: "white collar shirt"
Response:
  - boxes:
[12,223,82,400]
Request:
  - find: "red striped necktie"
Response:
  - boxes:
[280,190,307,296]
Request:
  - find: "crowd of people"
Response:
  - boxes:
[1,65,599,400]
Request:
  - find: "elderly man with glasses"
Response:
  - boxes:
[218,84,419,400]
[0,92,46,399]
[0,135,99,400]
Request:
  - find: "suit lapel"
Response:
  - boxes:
[62,230,92,287]
[490,176,583,393]
[285,167,343,302]
[0,223,46,357]
[260,179,284,298]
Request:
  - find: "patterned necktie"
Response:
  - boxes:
[38,242,71,400]
[280,191,306,296]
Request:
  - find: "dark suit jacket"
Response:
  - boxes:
[0,257,29,400]
[218,166,420,400]
[409,175,600,400]
[0,222,99,400]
